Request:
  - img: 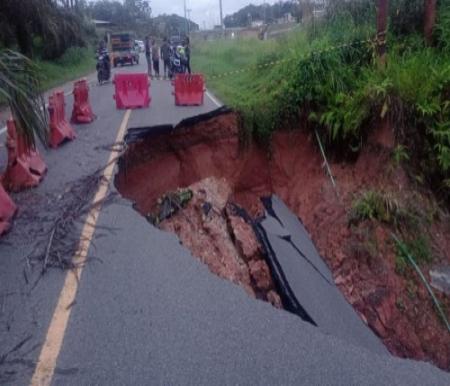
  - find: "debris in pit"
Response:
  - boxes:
[154,177,283,309]
[146,188,193,226]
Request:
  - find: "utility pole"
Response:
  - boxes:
[187,9,192,35]
[219,0,224,31]
[263,0,267,24]
[184,0,188,37]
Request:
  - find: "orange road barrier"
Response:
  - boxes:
[113,73,151,109]
[173,74,205,106]
[0,182,17,235]
[71,79,95,124]
[3,119,47,191]
[48,91,76,148]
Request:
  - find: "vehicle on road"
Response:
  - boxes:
[168,45,188,79]
[96,49,111,85]
[135,40,145,53]
[110,32,139,67]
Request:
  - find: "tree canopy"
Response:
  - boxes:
[224,1,301,28]
[152,14,199,37]
[86,0,151,26]
[0,0,93,60]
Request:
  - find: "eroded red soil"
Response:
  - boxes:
[116,112,450,370]
[159,176,283,308]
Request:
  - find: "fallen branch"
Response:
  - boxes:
[42,226,57,274]
[314,129,338,197]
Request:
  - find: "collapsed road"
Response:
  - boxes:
[117,107,450,372]
[116,109,389,355]
[1,56,450,385]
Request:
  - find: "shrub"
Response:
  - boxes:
[392,145,410,165]
[350,190,405,226]
[396,235,433,266]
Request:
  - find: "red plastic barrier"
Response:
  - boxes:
[173,74,205,106]
[48,91,76,148]
[3,119,47,191]
[0,182,17,235]
[71,79,95,124]
[113,73,151,109]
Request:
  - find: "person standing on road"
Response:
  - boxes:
[151,39,160,79]
[184,37,191,74]
[145,36,151,76]
[161,37,171,79]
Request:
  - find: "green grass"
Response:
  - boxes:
[192,33,309,107]
[0,46,96,107]
[36,46,96,91]
[192,4,450,200]
[395,234,433,272]
[349,190,409,227]
[193,18,378,143]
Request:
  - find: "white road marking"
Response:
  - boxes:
[30,109,132,386]
[205,90,222,107]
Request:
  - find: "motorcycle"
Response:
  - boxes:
[168,46,187,79]
[96,49,111,85]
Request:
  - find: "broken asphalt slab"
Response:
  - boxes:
[52,194,450,385]
[257,195,387,355]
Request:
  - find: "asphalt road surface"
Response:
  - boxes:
[1,55,449,385]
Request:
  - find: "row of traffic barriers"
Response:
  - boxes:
[0,183,17,234]
[0,79,95,236]
[113,73,206,109]
[2,72,207,234]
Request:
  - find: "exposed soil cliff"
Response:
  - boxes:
[116,112,450,370]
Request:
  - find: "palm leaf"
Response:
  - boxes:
[0,49,48,146]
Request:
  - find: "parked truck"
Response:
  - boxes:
[110,32,139,67]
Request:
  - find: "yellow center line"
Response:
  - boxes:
[30,109,132,386]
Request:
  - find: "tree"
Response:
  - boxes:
[424,0,437,44]
[87,0,151,26]
[152,14,199,37]
[224,2,300,28]
[376,0,389,64]
[0,50,48,146]
[0,0,88,60]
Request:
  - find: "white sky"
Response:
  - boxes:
[151,0,279,29]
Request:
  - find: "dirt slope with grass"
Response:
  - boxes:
[116,112,450,370]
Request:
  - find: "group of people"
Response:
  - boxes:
[144,36,191,79]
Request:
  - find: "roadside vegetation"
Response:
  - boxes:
[193,0,450,203]
[349,189,436,269]
[0,1,100,100]
[36,47,96,91]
